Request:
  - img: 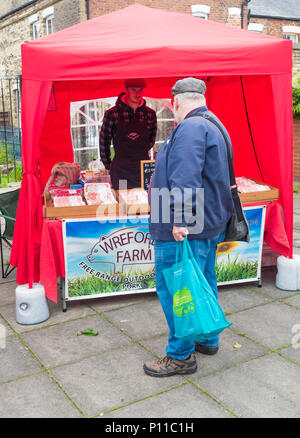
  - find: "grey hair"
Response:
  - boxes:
[175,92,206,107]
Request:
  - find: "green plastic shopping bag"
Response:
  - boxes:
[163,238,232,341]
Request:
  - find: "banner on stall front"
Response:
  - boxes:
[62,216,155,300]
[62,206,266,301]
[216,206,266,285]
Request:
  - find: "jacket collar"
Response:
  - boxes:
[185,105,208,119]
[116,92,146,110]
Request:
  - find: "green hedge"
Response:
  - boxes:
[293,74,300,120]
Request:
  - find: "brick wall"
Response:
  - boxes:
[54,0,83,32]
[293,48,300,73]
[248,17,299,38]
[88,0,248,27]
[294,119,300,181]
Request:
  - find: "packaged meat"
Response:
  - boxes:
[236,177,270,193]
[49,186,82,197]
[118,189,148,204]
[84,183,117,205]
[53,196,85,207]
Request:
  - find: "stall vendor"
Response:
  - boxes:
[99,78,157,189]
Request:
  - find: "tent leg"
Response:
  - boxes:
[61,277,67,312]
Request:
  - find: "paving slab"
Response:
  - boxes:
[89,291,157,313]
[0,280,16,306]
[0,313,14,336]
[51,344,185,418]
[282,293,300,309]
[229,301,300,350]
[218,284,272,314]
[0,373,82,418]
[102,299,168,340]
[104,383,235,418]
[196,353,300,418]
[21,313,134,368]
[277,345,300,364]
[0,335,43,383]
[293,214,300,231]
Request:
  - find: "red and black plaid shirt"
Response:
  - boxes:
[99,93,157,169]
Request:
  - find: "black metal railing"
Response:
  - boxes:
[0,75,22,186]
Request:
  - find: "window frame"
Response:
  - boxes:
[45,14,54,35]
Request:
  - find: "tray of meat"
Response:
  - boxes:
[236,177,271,193]
[236,178,279,204]
[53,196,85,207]
[116,188,149,215]
[84,183,117,205]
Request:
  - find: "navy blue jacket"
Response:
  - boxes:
[149,106,233,241]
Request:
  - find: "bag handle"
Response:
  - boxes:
[175,239,189,265]
[175,238,200,265]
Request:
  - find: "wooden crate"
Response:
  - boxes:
[116,189,150,215]
[43,190,120,219]
[238,179,279,204]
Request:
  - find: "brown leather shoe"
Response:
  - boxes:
[143,354,197,377]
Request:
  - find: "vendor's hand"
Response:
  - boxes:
[172,226,189,242]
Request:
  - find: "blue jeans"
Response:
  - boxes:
[154,229,226,360]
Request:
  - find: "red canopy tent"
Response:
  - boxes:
[11,3,293,289]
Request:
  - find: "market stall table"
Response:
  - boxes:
[40,197,285,311]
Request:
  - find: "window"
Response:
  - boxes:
[70,98,175,170]
[32,22,39,39]
[283,26,300,44]
[45,15,54,35]
[42,7,54,35]
[71,99,110,170]
[29,13,39,40]
[191,5,210,20]
[283,34,298,43]
[13,82,21,129]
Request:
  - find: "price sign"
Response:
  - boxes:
[140,160,155,191]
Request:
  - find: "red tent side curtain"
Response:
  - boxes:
[207,74,293,257]
[10,79,53,287]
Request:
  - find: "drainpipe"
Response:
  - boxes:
[86,0,90,19]
[241,0,250,29]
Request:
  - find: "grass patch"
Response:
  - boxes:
[216,255,258,282]
[0,168,22,188]
[68,268,155,297]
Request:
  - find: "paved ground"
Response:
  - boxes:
[0,194,300,418]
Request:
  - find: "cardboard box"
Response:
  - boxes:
[238,179,279,204]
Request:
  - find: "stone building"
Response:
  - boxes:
[248,0,300,73]
[0,0,86,79]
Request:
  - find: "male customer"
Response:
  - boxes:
[144,77,233,377]
[99,79,157,189]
